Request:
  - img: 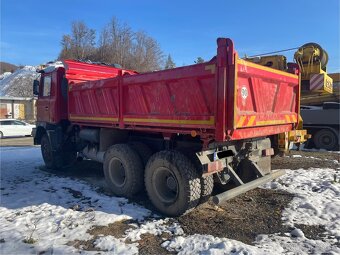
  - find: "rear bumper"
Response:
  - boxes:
[212,169,286,204]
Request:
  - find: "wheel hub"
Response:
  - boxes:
[322,136,331,145]
[166,176,177,190]
[153,167,178,204]
[109,158,126,188]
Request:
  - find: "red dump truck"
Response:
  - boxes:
[33,38,307,216]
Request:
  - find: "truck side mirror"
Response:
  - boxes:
[33,80,39,96]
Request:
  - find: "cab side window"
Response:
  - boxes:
[42,76,52,97]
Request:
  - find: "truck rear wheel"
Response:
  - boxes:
[128,141,153,166]
[144,151,201,216]
[200,174,214,203]
[41,134,63,169]
[313,129,338,151]
[104,144,144,198]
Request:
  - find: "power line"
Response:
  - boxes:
[246,47,300,58]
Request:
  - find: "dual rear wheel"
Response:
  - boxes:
[103,144,211,216]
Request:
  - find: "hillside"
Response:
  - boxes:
[0,62,18,74]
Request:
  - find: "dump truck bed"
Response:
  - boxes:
[66,38,300,143]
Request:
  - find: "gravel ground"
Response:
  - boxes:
[272,150,339,170]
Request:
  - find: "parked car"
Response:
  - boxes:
[0,119,35,138]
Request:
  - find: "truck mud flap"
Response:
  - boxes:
[212,169,286,205]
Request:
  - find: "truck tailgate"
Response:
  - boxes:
[230,59,300,140]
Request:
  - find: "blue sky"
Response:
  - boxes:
[1,0,339,72]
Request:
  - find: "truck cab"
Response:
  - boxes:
[34,66,68,124]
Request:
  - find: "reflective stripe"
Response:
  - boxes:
[247,116,256,126]
[236,116,247,127]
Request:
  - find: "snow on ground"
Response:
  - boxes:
[0,147,151,254]
[1,146,339,254]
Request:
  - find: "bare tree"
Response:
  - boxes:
[59,21,96,60]
[59,35,73,60]
[59,17,164,72]
[128,31,164,72]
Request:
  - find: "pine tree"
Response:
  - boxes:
[164,54,176,69]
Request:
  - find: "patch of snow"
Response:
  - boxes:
[22,65,36,72]
[0,66,39,96]
[290,228,305,238]
[0,146,151,254]
[0,72,12,80]
[94,236,138,254]
[262,168,340,238]
[255,234,339,255]
[42,61,64,73]
[125,219,183,242]
[292,154,302,158]
[162,234,275,255]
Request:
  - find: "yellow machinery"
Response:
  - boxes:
[294,43,333,93]
[245,55,287,71]
[246,43,334,96]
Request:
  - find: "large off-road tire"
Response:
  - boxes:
[178,150,214,203]
[41,134,63,169]
[313,129,338,151]
[200,174,214,203]
[144,150,201,216]
[103,144,144,198]
[128,141,153,166]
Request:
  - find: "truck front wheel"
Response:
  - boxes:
[103,144,144,198]
[145,151,201,216]
[41,134,63,169]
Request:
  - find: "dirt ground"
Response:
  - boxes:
[2,138,339,254]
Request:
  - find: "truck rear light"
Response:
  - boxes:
[262,148,274,156]
[204,160,226,174]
